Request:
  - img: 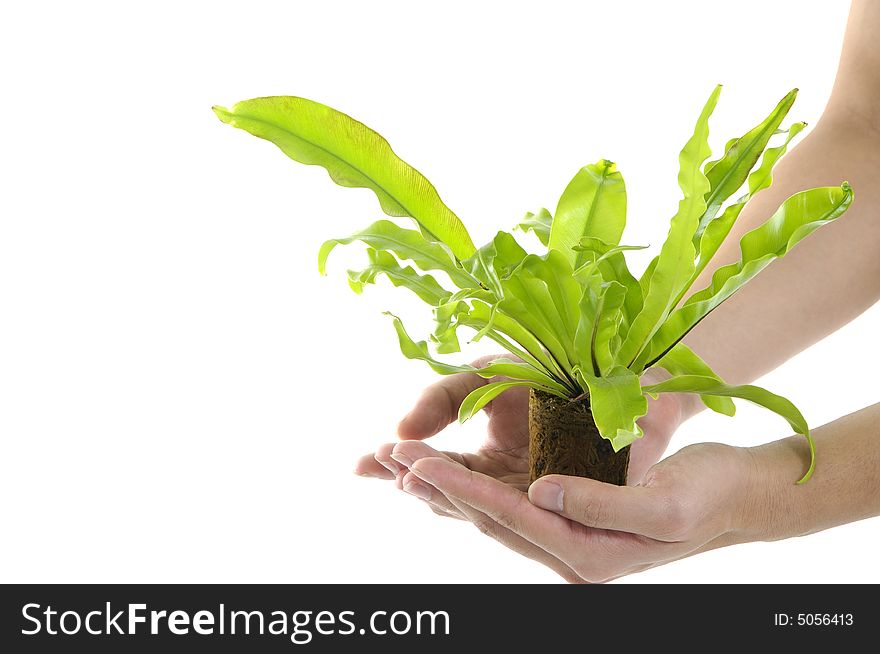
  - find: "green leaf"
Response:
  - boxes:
[640,183,853,368]
[617,85,721,367]
[213,96,476,259]
[579,366,649,452]
[498,253,582,373]
[592,282,628,376]
[694,89,798,243]
[387,312,471,375]
[518,251,582,350]
[690,122,807,285]
[573,274,602,375]
[651,342,735,415]
[549,160,627,267]
[465,301,571,384]
[573,237,645,324]
[516,208,552,246]
[423,294,575,389]
[642,375,815,483]
[572,238,648,280]
[573,238,647,257]
[319,219,477,289]
[459,381,549,422]
[430,298,470,353]
[463,231,528,295]
[348,249,452,306]
[746,122,806,196]
[471,358,570,393]
[387,313,568,394]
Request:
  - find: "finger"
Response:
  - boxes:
[393,443,584,579]
[374,442,403,476]
[393,442,467,518]
[528,474,679,540]
[428,475,584,583]
[397,449,583,581]
[409,457,584,557]
[354,452,396,480]
[397,373,487,440]
[399,470,465,520]
[411,457,661,581]
[391,440,467,470]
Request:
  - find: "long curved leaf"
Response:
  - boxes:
[689,121,807,286]
[617,85,721,367]
[640,183,853,368]
[459,380,551,422]
[549,160,627,266]
[592,281,628,376]
[387,313,569,394]
[651,342,735,415]
[319,219,477,289]
[499,273,576,373]
[518,251,582,349]
[464,301,570,384]
[348,249,452,306]
[573,273,602,375]
[694,89,797,243]
[642,375,815,483]
[431,298,576,393]
[214,96,476,259]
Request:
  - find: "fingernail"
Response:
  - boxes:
[403,480,432,501]
[376,458,400,475]
[390,452,413,468]
[529,481,564,512]
[410,462,435,485]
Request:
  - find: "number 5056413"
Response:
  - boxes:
[797,614,853,626]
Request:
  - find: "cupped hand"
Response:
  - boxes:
[403,441,755,582]
[354,354,532,518]
[354,355,686,519]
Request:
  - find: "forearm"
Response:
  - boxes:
[682,117,880,387]
[736,402,880,543]
[681,0,880,388]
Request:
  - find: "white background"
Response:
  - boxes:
[1,0,876,583]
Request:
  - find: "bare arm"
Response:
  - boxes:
[683,0,880,390]
[740,402,880,543]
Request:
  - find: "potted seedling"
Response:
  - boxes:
[214,87,851,485]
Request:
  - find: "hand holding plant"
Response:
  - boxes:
[397,439,756,583]
[355,359,686,519]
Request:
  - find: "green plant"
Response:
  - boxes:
[214,87,852,484]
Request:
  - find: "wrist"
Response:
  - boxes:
[732,437,814,543]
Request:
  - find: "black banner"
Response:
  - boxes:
[0,584,871,652]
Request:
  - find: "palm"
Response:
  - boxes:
[460,385,530,490]
[357,362,684,504]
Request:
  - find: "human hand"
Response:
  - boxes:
[354,354,532,519]
[354,356,687,520]
[400,441,755,582]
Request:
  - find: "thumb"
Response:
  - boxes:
[528,474,673,539]
[397,372,486,440]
